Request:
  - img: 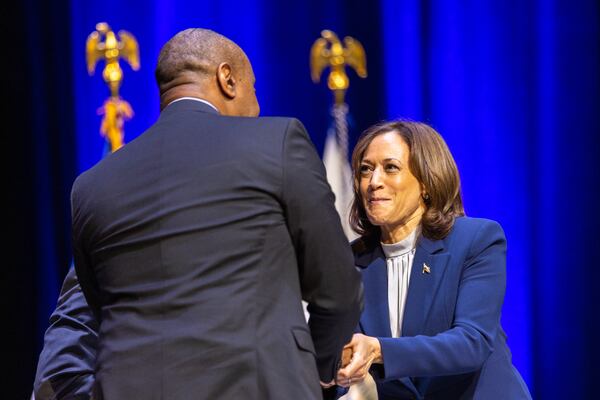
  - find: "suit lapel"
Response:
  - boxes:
[359,247,392,338]
[401,236,450,337]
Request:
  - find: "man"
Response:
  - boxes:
[35,28,362,399]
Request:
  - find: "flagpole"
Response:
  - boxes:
[310,30,367,240]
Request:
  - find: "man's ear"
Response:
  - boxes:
[216,62,236,99]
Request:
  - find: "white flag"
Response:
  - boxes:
[323,104,358,241]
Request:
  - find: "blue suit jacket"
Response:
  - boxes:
[351,217,531,400]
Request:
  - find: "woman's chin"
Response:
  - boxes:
[367,216,387,228]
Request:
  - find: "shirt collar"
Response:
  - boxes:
[381,227,420,258]
[167,97,220,113]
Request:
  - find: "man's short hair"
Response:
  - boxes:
[155,28,248,89]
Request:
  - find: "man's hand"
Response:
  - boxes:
[320,380,336,389]
[341,346,353,368]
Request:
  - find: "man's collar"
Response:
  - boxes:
[167,97,220,113]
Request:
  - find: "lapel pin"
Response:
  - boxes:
[422,263,431,274]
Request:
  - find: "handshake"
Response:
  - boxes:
[335,333,381,387]
[320,334,380,400]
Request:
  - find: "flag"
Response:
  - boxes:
[323,103,359,241]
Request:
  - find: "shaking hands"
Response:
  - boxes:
[336,333,383,387]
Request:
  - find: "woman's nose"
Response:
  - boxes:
[368,168,384,190]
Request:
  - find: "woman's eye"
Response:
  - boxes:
[359,165,372,175]
[385,164,400,172]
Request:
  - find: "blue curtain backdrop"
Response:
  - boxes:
[7,0,599,398]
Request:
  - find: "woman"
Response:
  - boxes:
[336,121,531,399]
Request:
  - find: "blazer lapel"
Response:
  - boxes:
[358,246,392,338]
[401,236,450,337]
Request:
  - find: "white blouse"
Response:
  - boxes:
[381,228,419,338]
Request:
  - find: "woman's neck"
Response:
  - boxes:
[380,207,423,244]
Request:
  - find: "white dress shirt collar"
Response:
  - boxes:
[167,97,220,113]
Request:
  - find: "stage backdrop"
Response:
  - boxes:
[8,0,599,398]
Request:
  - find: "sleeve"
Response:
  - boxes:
[281,118,364,382]
[33,265,98,400]
[375,220,506,380]
[70,176,102,320]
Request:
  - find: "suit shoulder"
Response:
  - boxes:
[255,116,303,125]
[448,216,506,256]
[71,165,98,199]
[451,216,503,236]
[228,117,308,145]
[233,115,300,130]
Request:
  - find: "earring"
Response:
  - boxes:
[422,193,430,201]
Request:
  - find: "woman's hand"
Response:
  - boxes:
[336,333,382,387]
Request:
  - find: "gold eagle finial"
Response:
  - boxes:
[86,22,140,152]
[86,22,140,97]
[310,30,367,104]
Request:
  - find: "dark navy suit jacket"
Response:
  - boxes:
[351,217,531,400]
[36,100,363,399]
[34,266,98,399]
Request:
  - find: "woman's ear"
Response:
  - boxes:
[421,184,430,202]
[216,62,236,99]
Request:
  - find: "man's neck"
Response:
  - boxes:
[159,80,222,112]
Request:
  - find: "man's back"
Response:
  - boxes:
[72,100,362,399]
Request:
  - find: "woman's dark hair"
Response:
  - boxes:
[349,120,465,240]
